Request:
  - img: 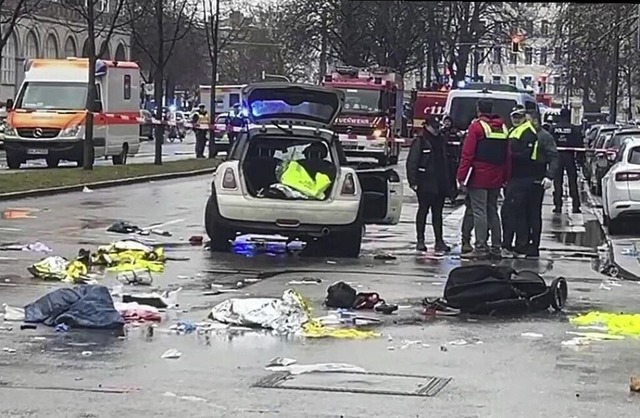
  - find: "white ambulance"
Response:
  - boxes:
[3,58,141,169]
[198,84,245,115]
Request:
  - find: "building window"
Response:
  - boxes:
[522,76,533,89]
[494,22,503,35]
[475,75,484,82]
[539,47,548,65]
[124,75,131,100]
[492,75,502,84]
[509,51,518,65]
[541,20,549,37]
[114,43,127,61]
[64,37,77,58]
[25,30,39,59]
[1,33,17,85]
[555,21,563,37]
[552,76,561,94]
[44,34,59,58]
[523,20,534,35]
[538,78,547,94]
[508,76,517,86]
[493,46,502,64]
[524,47,533,65]
[473,48,484,64]
[554,47,562,63]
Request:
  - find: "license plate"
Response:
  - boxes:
[342,141,358,150]
[27,148,48,155]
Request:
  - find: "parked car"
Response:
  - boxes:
[602,137,640,234]
[591,129,640,195]
[139,109,154,141]
[204,83,403,257]
[586,125,619,189]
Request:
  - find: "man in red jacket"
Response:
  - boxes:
[456,99,511,260]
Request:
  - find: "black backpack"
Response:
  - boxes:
[443,265,568,315]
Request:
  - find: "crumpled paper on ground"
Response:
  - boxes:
[2,304,25,321]
[27,256,89,283]
[209,289,379,339]
[570,311,640,337]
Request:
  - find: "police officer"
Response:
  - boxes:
[191,104,209,158]
[406,114,456,253]
[551,108,582,214]
[227,104,243,149]
[502,106,557,259]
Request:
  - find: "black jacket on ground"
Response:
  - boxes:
[406,129,456,197]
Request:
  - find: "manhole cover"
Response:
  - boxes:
[253,371,451,397]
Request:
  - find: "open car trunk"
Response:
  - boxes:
[242,137,338,201]
[357,168,403,224]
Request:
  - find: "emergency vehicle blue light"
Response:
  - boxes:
[169,105,177,112]
[457,80,466,89]
[240,107,249,117]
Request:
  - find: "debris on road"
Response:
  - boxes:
[631,376,640,392]
[163,392,209,403]
[373,253,397,261]
[115,302,162,323]
[264,361,365,375]
[266,357,297,368]
[521,332,544,339]
[28,255,90,284]
[209,289,378,339]
[287,277,322,285]
[0,241,52,253]
[324,281,398,314]
[81,351,93,356]
[188,235,203,246]
[24,285,125,330]
[161,348,182,359]
[2,304,25,321]
[82,186,93,193]
[2,347,16,354]
[116,269,153,285]
[121,288,180,309]
[570,311,640,337]
[171,320,196,333]
[107,221,142,234]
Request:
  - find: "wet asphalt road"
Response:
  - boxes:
[1,157,640,417]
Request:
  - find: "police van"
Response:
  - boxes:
[444,83,539,131]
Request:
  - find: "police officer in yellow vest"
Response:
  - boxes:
[192,104,209,158]
[501,105,557,259]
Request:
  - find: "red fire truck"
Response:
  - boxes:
[322,66,404,166]
[408,90,450,140]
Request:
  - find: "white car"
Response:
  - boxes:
[602,137,640,235]
[204,83,403,257]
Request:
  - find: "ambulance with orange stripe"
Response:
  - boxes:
[3,58,140,169]
[322,66,404,166]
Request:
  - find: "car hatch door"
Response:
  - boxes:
[355,167,403,225]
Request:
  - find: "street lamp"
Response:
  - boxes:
[207,0,220,159]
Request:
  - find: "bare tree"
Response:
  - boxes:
[0,0,45,84]
[129,0,199,165]
[58,0,147,170]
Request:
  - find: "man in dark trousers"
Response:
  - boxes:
[191,104,209,158]
[406,114,457,253]
[551,108,582,214]
[457,99,511,260]
[502,105,558,259]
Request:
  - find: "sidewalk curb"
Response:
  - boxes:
[0,166,218,202]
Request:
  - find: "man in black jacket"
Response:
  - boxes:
[551,108,582,214]
[406,114,456,253]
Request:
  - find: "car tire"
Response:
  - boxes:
[205,194,235,251]
[608,217,624,236]
[46,156,60,168]
[389,155,398,165]
[323,223,363,258]
[377,155,388,167]
[112,144,128,165]
[6,151,21,169]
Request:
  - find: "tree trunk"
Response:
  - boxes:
[208,0,220,159]
[318,12,328,83]
[154,0,164,165]
[83,4,97,171]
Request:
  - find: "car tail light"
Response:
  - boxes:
[222,168,237,189]
[615,172,640,181]
[607,151,617,161]
[341,173,356,195]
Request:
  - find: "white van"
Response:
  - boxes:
[444,86,539,130]
[3,58,141,169]
[198,84,245,116]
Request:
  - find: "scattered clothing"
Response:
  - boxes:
[28,256,90,284]
[324,282,398,314]
[107,221,142,234]
[24,285,125,329]
[114,302,161,322]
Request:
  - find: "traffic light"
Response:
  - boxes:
[511,41,520,53]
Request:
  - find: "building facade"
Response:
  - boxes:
[474,3,564,102]
[0,6,131,101]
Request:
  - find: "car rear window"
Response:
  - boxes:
[611,134,640,149]
[449,97,517,130]
[629,147,640,165]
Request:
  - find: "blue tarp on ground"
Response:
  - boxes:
[24,284,124,329]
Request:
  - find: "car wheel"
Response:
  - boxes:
[608,217,624,235]
[377,156,388,167]
[45,156,60,168]
[389,155,398,165]
[324,223,363,258]
[5,151,22,169]
[205,194,234,251]
[112,144,128,165]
